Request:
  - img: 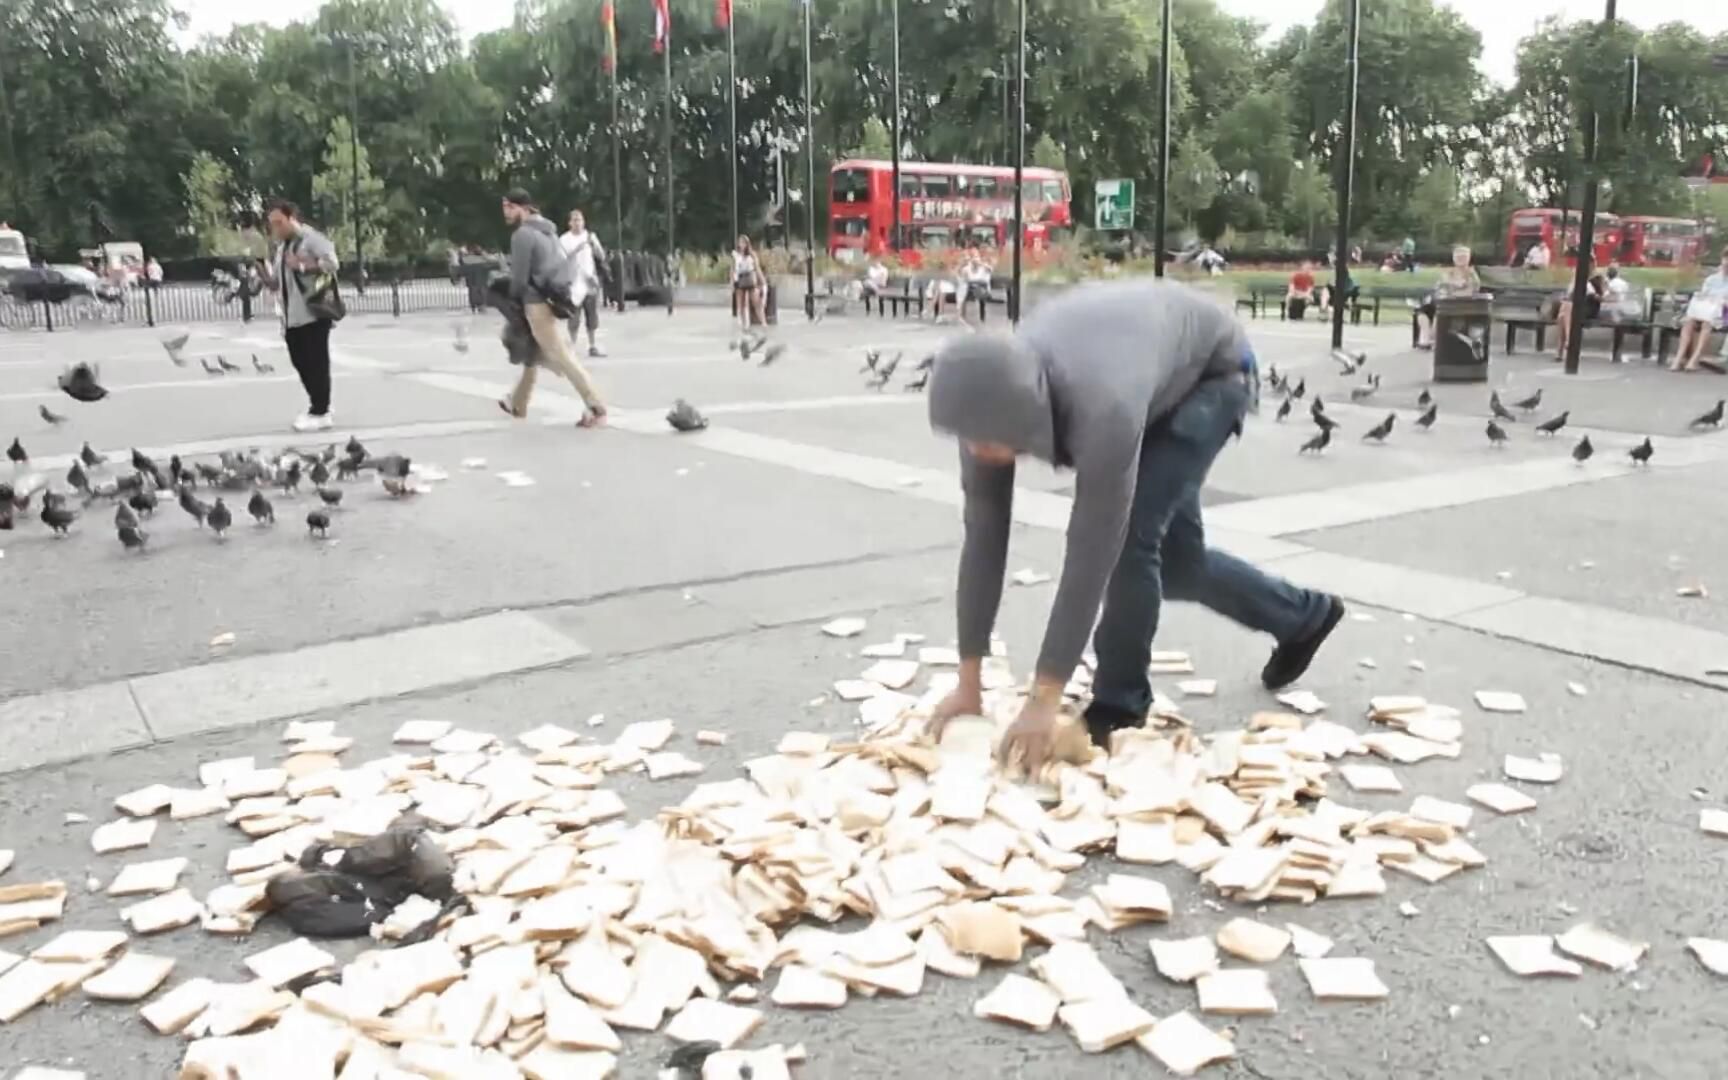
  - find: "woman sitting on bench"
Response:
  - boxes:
[1286,261,1317,320]
[1415,245,1481,349]
[1672,251,1728,373]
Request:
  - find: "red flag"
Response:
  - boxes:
[600,0,617,73]
[715,0,731,28]
[652,0,670,53]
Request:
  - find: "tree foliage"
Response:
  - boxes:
[0,0,1724,261]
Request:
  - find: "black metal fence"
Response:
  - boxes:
[0,275,479,333]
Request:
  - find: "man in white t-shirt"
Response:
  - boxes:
[560,210,607,357]
[1523,242,1551,271]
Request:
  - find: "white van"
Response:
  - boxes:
[0,225,28,271]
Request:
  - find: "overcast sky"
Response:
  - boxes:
[175,0,1727,87]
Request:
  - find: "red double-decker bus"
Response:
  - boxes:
[828,159,1071,265]
[1505,208,1623,268]
[1618,216,1706,267]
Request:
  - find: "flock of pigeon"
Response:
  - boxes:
[860,349,933,392]
[1273,349,1725,464]
[6,430,417,556]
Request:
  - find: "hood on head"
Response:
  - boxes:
[927,333,1057,464]
[520,214,557,238]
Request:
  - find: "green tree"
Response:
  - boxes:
[847,117,892,160]
[1409,169,1466,246]
[1168,132,1221,229]
[1282,157,1336,248]
[182,152,259,257]
[1031,135,1066,171]
[311,116,390,260]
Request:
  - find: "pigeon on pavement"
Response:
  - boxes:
[306,510,331,538]
[1298,427,1331,455]
[59,363,107,402]
[1349,374,1381,402]
[7,438,26,467]
[206,497,233,537]
[904,370,929,392]
[39,404,66,425]
[1535,410,1570,436]
[1417,388,1432,409]
[667,399,709,433]
[860,349,881,373]
[162,332,190,364]
[1571,434,1593,465]
[217,355,242,374]
[1290,378,1307,400]
[1489,392,1518,423]
[1362,413,1395,442]
[1690,399,1725,429]
[67,461,89,494]
[41,502,76,535]
[115,501,138,530]
[1415,403,1438,430]
[1332,348,1366,375]
[128,489,157,517]
[117,523,148,553]
[1629,437,1653,466]
[79,442,102,469]
[1486,419,1509,447]
[248,491,275,525]
[1512,389,1543,412]
[317,487,343,507]
[202,358,225,376]
[252,354,275,374]
[179,487,209,527]
[1275,397,1292,422]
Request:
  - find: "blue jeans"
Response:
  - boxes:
[1089,377,1331,719]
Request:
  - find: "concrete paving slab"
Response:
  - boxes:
[130,610,588,739]
[1453,596,1728,686]
[0,683,154,773]
[1270,550,1524,620]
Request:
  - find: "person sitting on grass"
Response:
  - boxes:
[1415,245,1481,350]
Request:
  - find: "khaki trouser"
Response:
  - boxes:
[511,302,606,416]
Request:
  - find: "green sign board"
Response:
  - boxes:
[1094,179,1135,231]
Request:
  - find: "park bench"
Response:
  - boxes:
[867,276,926,318]
[1503,311,1656,363]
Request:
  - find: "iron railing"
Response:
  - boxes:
[0,276,474,332]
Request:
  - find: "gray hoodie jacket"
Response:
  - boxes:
[508,213,565,304]
[927,279,1247,683]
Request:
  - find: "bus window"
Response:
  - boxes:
[918,225,954,249]
[899,175,919,197]
[968,225,998,247]
[835,218,868,238]
[920,174,953,199]
[970,176,998,200]
[1041,180,1064,203]
[832,168,871,205]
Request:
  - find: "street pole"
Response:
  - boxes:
[890,0,901,255]
[1564,0,1616,376]
[727,9,739,246]
[1330,0,1361,351]
[802,0,816,319]
[1009,0,1025,323]
[1154,0,1171,278]
[610,29,623,306]
[1000,54,1009,165]
[346,39,365,295]
[663,24,675,261]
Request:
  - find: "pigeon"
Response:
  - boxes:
[67,461,89,494]
[117,523,148,553]
[1298,427,1331,455]
[1290,378,1306,400]
[1571,434,1593,465]
[80,442,102,469]
[664,1041,722,1075]
[1362,413,1396,442]
[1313,411,1341,434]
[915,354,935,373]
[344,436,366,459]
[115,501,138,530]
[360,454,411,480]
[1535,410,1570,436]
[169,455,188,487]
[382,475,416,498]
[1310,396,1326,417]
[759,342,788,366]
[252,354,274,374]
[317,487,343,507]
[206,498,233,537]
[41,502,76,535]
[1629,437,1653,466]
[1417,389,1433,409]
[1486,419,1509,448]
[195,462,224,486]
[39,404,66,426]
[1690,399,1725,429]
[58,363,107,402]
[904,370,929,392]
[216,355,242,374]
[280,461,303,494]
[248,491,275,525]
[738,334,767,361]
[1349,374,1381,402]
[1266,363,1281,389]
[868,353,902,389]
[306,510,331,538]
[309,459,330,487]
[666,399,709,433]
[1512,389,1543,412]
[1415,403,1438,430]
[128,490,157,517]
[1275,397,1292,422]
[202,358,225,376]
[860,349,881,373]
[1332,348,1366,375]
[8,438,27,466]
[179,487,209,527]
[162,332,190,365]
[1489,392,1518,423]
[336,456,360,481]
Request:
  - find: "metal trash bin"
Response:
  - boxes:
[1432,296,1492,382]
[764,282,778,325]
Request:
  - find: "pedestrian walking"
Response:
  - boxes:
[923,280,1345,770]
[497,189,607,426]
[560,209,608,358]
[732,235,765,341]
[259,199,342,433]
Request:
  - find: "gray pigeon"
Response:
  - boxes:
[667,399,708,433]
[206,497,232,537]
[248,490,275,525]
[118,523,148,552]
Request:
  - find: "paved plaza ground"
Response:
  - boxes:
[1,295,1726,1078]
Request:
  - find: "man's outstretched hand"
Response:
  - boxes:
[925,683,984,743]
[997,694,1060,774]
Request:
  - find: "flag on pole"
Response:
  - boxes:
[600,0,617,73]
[652,0,670,53]
[716,0,732,27]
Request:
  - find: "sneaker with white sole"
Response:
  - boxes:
[292,412,334,433]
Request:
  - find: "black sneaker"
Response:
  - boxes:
[1083,702,1144,750]
[1262,595,1346,690]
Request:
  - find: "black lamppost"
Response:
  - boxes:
[890,0,901,255]
[1563,0,1618,376]
[1330,0,1361,351]
[802,0,817,318]
[1008,0,1025,323]
[1154,0,1171,278]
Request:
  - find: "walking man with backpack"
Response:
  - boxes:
[498,189,608,426]
[560,209,608,358]
[259,198,342,433]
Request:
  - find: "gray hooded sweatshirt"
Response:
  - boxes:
[927,279,1247,683]
[508,213,564,304]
